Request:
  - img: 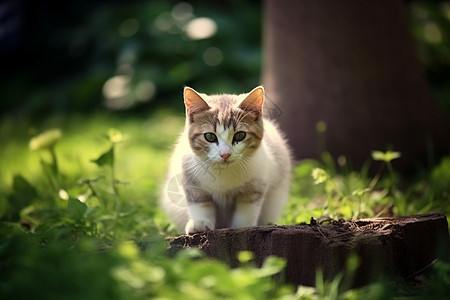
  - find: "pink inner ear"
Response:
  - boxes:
[184,87,210,115]
[239,87,264,115]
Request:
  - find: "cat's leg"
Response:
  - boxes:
[231,200,264,228]
[185,202,215,234]
[184,186,216,234]
[231,181,266,227]
[257,179,290,225]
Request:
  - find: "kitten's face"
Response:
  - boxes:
[184,86,265,165]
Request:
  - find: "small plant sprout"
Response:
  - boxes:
[29,129,63,190]
[312,168,329,184]
[29,128,62,151]
[372,150,401,191]
[108,128,123,144]
[29,128,62,173]
[78,177,105,206]
[92,128,124,197]
[371,150,401,163]
[312,167,345,217]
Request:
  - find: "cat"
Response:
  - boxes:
[161,86,292,234]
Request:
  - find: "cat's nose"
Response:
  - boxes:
[220,153,231,161]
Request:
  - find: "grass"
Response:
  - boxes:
[0,111,449,299]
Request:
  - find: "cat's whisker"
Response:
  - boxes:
[235,110,254,125]
[242,159,252,173]
[182,156,213,184]
[237,161,247,177]
[234,158,249,177]
[191,159,214,181]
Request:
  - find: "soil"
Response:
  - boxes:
[169,213,449,287]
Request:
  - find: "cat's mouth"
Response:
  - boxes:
[216,159,234,166]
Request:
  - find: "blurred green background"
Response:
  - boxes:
[1,0,262,117]
[2,1,450,117]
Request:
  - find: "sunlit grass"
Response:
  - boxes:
[0,110,449,300]
[0,110,185,238]
[0,110,184,194]
[2,110,449,227]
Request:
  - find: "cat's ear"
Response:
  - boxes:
[184,87,210,119]
[239,86,264,117]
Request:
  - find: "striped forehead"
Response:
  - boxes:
[215,123,233,141]
[207,95,237,126]
[192,94,255,131]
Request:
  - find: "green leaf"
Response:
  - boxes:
[258,256,286,277]
[346,253,360,273]
[12,175,38,199]
[352,188,371,197]
[237,250,254,264]
[78,176,104,185]
[371,150,401,162]
[108,128,123,144]
[29,128,62,150]
[67,197,88,221]
[92,146,114,167]
[312,168,329,184]
[7,175,38,212]
[337,203,353,219]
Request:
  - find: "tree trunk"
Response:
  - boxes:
[262,0,449,169]
[170,214,449,287]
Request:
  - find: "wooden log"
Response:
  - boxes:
[169,214,449,287]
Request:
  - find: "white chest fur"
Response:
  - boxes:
[195,142,275,199]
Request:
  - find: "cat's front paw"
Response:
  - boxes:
[185,219,215,235]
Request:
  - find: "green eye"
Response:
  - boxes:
[233,131,246,143]
[204,132,217,143]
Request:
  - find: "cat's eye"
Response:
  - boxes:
[233,131,246,143]
[204,132,217,143]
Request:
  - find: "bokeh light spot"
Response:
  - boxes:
[423,22,442,44]
[103,76,130,99]
[154,12,174,32]
[442,3,450,21]
[103,76,133,110]
[184,17,217,40]
[203,47,223,66]
[316,121,327,133]
[172,2,193,21]
[119,18,140,37]
[135,80,156,102]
